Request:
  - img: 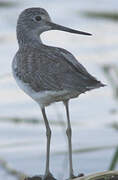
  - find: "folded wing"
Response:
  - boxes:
[17,46,104,93]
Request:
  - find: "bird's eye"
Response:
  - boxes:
[35,16,41,21]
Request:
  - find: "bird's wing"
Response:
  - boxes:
[59,47,97,80]
[17,46,103,92]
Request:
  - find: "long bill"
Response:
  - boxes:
[47,22,92,36]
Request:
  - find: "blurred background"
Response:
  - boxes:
[0,0,118,179]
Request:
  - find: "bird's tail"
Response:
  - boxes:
[86,80,106,91]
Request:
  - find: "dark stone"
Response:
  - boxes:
[24,174,57,180]
[109,175,118,180]
[24,176,43,180]
[43,176,57,180]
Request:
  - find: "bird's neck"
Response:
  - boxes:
[17,28,42,48]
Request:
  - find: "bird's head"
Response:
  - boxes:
[17,7,92,45]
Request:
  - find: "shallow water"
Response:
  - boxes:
[0,0,118,179]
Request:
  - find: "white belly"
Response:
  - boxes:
[13,68,76,107]
[12,57,79,108]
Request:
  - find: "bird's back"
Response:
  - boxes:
[13,44,104,91]
[12,44,104,106]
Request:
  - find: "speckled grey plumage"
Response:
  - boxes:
[12,7,104,106]
[12,8,105,179]
[13,44,103,92]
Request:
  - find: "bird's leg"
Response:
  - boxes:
[41,107,52,178]
[64,100,75,179]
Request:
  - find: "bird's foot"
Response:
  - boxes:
[43,172,57,180]
[66,173,84,180]
[77,173,84,178]
[24,173,56,180]
[24,175,43,180]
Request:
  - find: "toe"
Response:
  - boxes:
[43,173,56,180]
[78,173,84,177]
[24,176,42,180]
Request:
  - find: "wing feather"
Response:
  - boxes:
[16,45,103,92]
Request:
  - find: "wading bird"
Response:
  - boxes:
[12,7,104,180]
